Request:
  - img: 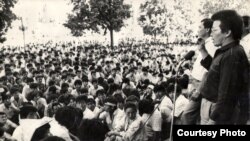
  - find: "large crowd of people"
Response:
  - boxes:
[0,9,249,141]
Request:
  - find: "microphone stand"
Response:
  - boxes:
[169,59,185,141]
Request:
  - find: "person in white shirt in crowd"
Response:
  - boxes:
[139,99,162,141]
[76,95,95,120]
[71,80,83,98]
[108,68,123,86]
[21,77,34,101]
[105,102,143,141]
[112,94,125,130]
[99,96,117,130]
[86,98,100,115]
[89,79,104,98]
[95,89,107,108]
[125,67,140,86]
[0,111,17,140]
[137,67,153,87]
[50,106,81,141]
[153,83,172,141]
[12,104,41,141]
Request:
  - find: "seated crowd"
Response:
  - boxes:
[0,40,193,141]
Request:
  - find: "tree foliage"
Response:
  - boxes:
[64,0,131,47]
[199,0,250,17]
[138,0,194,42]
[138,0,167,38]
[0,0,17,43]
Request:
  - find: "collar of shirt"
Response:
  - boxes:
[214,41,238,57]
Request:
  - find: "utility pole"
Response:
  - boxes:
[19,17,26,49]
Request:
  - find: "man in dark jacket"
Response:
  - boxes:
[198,10,249,124]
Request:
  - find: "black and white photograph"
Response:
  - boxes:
[0,0,250,141]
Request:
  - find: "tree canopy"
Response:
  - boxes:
[0,0,17,43]
[199,0,250,17]
[64,0,131,47]
[138,0,194,43]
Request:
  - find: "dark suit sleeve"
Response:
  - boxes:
[200,55,213,70]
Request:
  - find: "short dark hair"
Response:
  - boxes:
[139,99,154,115]
[20,105,38,119]
[124,102,137,111]
[201,18,213,34]
[55,106,79,130]
[75,95,88,103]
[74,79,82,86]
[211,10,243,41]
[153,84,165,93]
[126,95,139,103]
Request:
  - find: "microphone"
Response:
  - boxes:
[183,50,195,60]
[197,38,203,44]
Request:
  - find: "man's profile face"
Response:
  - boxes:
[198,22,207,38]
[211,20,226,47]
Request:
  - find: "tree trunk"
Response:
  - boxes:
[154,32,157,42]
[166,34,169,44]
[110,29,114,48]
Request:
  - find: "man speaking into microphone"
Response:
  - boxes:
[199,10,249,125]
[182,18,216,124]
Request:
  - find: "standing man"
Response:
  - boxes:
[241,15,250,124]
[199,10,249,124]
[182,18,215,124]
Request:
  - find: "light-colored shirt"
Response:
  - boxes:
[116,115,143,141]
[50,119,73,141]
[112,108,125,130]
[191,37,217,81]
[83,108,95,120]
[141,109,162,141]
[174,95,189,117]
[241,33,250,60]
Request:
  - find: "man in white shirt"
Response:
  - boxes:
[182,18,216,125]
[191,19,217,81]
[76,95,95,119]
